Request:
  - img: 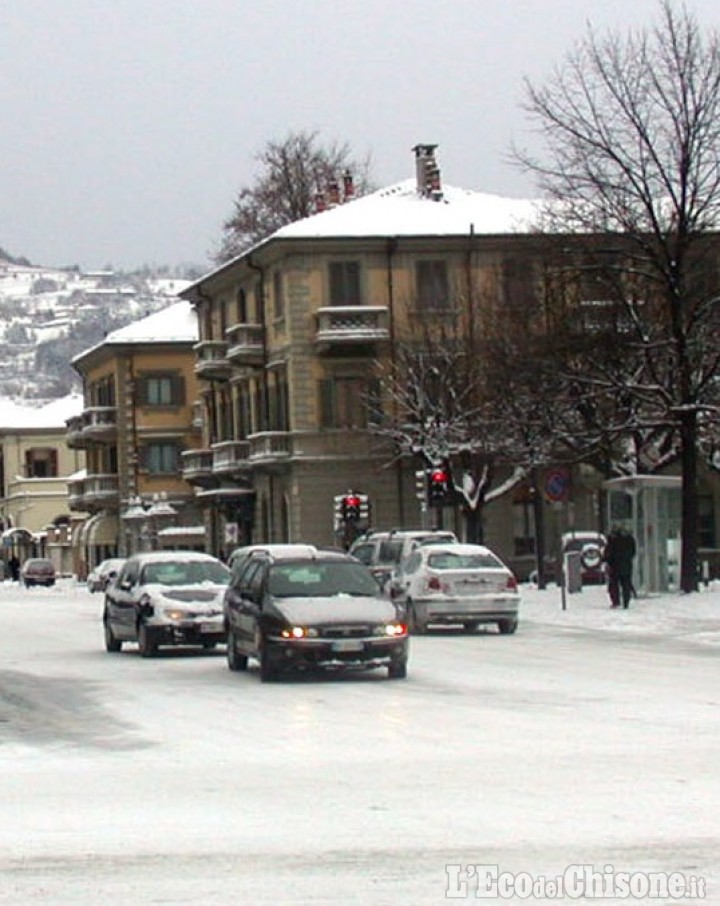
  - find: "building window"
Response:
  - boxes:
[236,287,248,323]
[273,271,284,321]
[91,376,115,407]
[25,448,58,478]
[319,377,381,429]
[138,373,186,407]
[329,261,361,307]
[142,443,180,475]
[416,260,449,310]
[513,499,536,556]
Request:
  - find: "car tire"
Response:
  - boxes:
[226,628,248,671]
[259,644,277,683]
[388,659,408,679]
[498,619,518,635]
[137,622,158,657]
[104,617,122,653]
[407,601,426,635]
[463,621,480,632]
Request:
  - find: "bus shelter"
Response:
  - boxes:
[602,475,682,594]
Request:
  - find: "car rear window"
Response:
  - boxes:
[377,540,404,564]
[268,562,379,597]
[427,551,504,570]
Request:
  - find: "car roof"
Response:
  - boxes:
[261,549,354,564]
[416,542,496,556]
[126,551,223,564]
[230,543,319,561]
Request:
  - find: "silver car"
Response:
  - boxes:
[388,542,520,634]
[103,551,230,656]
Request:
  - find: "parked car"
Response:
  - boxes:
[87,558,125,593]
[21,557,56,588]
[224,547,409,681]
[349,529,458,589]
[388,542,520,634]
[103,551,231,656]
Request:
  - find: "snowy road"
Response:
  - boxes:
[1,580,718,905]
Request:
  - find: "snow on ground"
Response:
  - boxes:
[0,578,718,905]
[521,579,720,646]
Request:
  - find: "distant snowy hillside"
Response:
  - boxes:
[0,261,195,403]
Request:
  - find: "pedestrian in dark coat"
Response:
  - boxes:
[603,527,636,609]
[8,556,20,582]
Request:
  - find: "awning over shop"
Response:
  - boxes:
[1,527,34,545]
[78,513,120,546]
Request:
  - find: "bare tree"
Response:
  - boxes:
[215,130,373,261]
[516,1,720,591]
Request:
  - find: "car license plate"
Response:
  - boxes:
[331,639,364,652]
[200,623,218,633]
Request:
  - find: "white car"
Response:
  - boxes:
[388,542,520,634]
[103,551,231,656]
[87,558,125,593]
[349,529,458,589]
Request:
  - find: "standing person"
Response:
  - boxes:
[8,555,20,582]
[603,527,636,609]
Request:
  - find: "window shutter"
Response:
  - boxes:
[137,377,149,406]
[25,450,33,477]
[319,379,335,428]
[366,379,383,426]
[50,449,58,477]
[172,375,186,405]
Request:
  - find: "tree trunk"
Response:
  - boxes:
[464,506,484,544]
[679,411,699,593]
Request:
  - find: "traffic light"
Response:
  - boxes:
[415,470,428,503]
[428,464,452,506]
[341,493,362,522]
[334,491,371,531]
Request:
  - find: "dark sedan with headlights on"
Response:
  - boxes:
[224,548,409,682]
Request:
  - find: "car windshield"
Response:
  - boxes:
[141,560,230,586]
[268,562,379,598]
[427,551,504,570]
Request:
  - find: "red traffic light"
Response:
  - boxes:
[344,495,361,508]
[429,468,448,485]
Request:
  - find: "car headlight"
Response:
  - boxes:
[163,608,188,621]
[374,622,408,637]
[279,626,318,639]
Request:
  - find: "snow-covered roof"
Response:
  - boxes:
[0,392,83,429]
[72,300,198,364]
[275,180,540,240]
[104,300,197,344]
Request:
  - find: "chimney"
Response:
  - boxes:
[412,143,442,200]
[342,169,355,201]
[327,180,340,207]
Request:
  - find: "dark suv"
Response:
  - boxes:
[224,548,409,681]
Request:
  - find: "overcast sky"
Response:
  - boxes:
[2,0,719,271]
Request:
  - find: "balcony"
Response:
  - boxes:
[68,476,88,511]
[212,440,251,476]
[194,340,230,381]
[226,323,265,367]
[82,406,118,442]
[181,448,214,486]
[66,415,84,449]
[248,431,292,465]
[82,473,120,507]
[315,306,390,353]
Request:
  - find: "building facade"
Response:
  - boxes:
[67,301,205,577]
[0,395,84,576]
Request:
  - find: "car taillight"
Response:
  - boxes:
[506,574,518,591]
[427,576,442,591]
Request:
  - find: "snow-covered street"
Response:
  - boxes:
[1,579,718,905]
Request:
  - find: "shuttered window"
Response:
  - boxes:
[318,377,382,428]
[329,261,361,307]
[138,373,186,406]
